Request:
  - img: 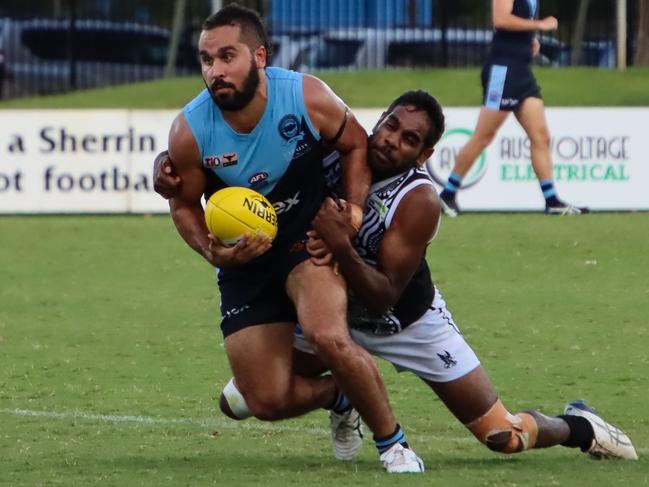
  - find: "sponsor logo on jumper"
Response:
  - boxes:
[222,152,239,167]
[292,138,312,159]
[273,191,300,215]
[203,155,221,167]
[368,194,388,219]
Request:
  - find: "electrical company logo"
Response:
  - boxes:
[425,128,487,189]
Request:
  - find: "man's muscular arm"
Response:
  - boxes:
[166,113,213,262]
[313,186,440,314]
[166,114,272,267]
[303,74,370,229]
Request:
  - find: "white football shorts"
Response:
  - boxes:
[293,287,480,383]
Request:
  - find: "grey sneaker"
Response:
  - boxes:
[564,400,638,460]
[379,443,425,473]
[330,408,364,461]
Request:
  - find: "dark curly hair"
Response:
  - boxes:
[387,90,445,149]
[202,3,270,55]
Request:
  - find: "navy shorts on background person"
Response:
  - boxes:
[481,63,542,112]
[217,231,311,338]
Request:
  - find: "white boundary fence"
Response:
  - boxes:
[1,107,647,213]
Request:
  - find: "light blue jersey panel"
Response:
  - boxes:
[182,67,320,197]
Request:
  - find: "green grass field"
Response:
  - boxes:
[1,214,648,486]
[2,67,649,109]
[1,66,647,484]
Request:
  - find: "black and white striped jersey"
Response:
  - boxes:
[348,167,437,333]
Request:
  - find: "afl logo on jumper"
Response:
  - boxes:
[278,114,300,140]
[249,171,269,188]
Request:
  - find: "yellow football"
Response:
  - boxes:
[204,187,278,245]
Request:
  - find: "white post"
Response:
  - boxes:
[212,0,223,13]
[617,0,627,70]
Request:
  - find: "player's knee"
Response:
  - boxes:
[530,129,550,148]
[219,377,300,422]
[246,393,292,421]
[465,400,539,454]
[219,378,252,420]
[237,383,293,421]
[304,327,353,362]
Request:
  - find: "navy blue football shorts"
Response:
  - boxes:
[216,231,311,338]
[481,63,542,112]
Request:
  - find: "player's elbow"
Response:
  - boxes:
[492,12,510,30]
[169,196,186,214]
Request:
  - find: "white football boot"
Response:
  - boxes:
[564,400,638,460]
[545,201,589,215]
[330,408,364,461]
[379,443,425,473]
